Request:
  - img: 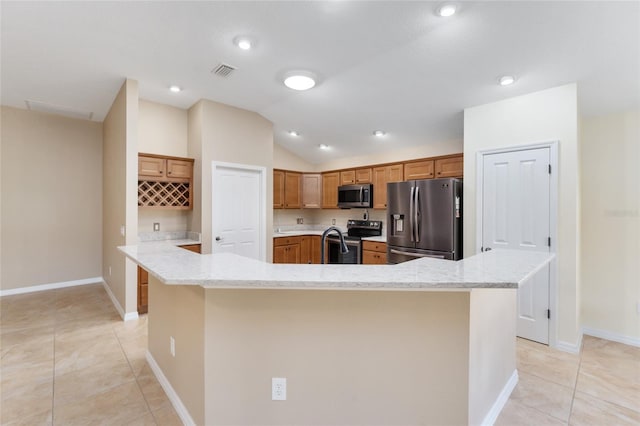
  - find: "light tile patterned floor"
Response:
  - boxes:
[1,284,181,426]
[1,284,639,425]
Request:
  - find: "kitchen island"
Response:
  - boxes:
[119,244,553,426]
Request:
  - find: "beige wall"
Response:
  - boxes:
[580,110,640,340]
[138,99,188,157]
[138,99,190,234]
[148,276,205,425]
[187,101,203,235]
[188,100,273,259]
[273,143,317,172]
[103,79,138,315]
[463,83,581,346]
[318,138,463,171]
[0,107,103,290]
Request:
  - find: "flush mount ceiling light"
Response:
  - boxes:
[437,3,457,17]
[318,144,330,150]
[283,71,317,91]
[233,36,254,50]
[498,75,516,86]
[373,130,386,137]
[169,85,182,93]
[288,130,300,137]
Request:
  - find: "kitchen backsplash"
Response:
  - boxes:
[138,230,201,242]
[274,208,386,232]
[139,210,189,233]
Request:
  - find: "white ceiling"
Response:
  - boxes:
[2,1,639,164]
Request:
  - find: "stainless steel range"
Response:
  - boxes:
[326,220,383,264]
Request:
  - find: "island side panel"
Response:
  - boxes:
[468,289,517,425]
[148,275,205,426]
[204,289,471,426]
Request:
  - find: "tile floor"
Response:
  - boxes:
[1,284,639,425]
[1,284,180,425]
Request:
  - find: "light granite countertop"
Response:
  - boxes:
[118,243,554,291]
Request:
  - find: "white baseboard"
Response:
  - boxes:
[582,326,640,348]
[0,277,103,297]
[101,280,138,322]
[146,351,195,426]
[554,333,583,354]
[481,369,519,426]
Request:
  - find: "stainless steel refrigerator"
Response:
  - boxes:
[387,178,462,263]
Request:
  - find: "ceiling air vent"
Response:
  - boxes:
[212,63,236,77]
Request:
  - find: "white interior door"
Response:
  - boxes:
[212,163,265,261]
[482,147,551,344]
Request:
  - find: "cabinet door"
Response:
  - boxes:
[300,236,312,264]
[355,168,372,183]
[404,160,434,180]
[372,167,388,209]
[273,170,285,209]
[321,172,340,208]
[388,163,404,182]
[179,244,201,253]
[363,250,387,264]
[284,172,302,209]
[434,155,464,178]
[302,174,322,209]
[273,245,288,263]
[340,170,356,185]
[311,235,322,264]
[137,266,149,314]
[280,244,301,263]
[138,156,165,179]
[166,159,192,180]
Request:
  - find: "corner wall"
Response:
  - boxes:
[0,107,103,291]
[580,109,640,341]
[103,79,138,316]
[188,100,273,259]
[463,83,581,346]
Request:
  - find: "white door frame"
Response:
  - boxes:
[475,140,559,348]
[211,161,267,262]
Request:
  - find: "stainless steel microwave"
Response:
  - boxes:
[337,184,373,208]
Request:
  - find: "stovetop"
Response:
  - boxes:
[346,219,383,238]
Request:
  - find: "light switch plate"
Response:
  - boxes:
[153,222,160,232]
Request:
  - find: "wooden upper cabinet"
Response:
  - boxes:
[273,170,285,209]
[404,159,434,180]
[355,168,372,183]
[322,171,340,208]
[302,174,322,209]
[138,155,165,178]
[284,172,301,209]
[373,163,403,209]
[167,159,193,180]
[340,170,356,185]
[434,155,464,178]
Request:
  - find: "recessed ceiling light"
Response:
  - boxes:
[288,130,300,137]
[498,75,516,86]
[169,85,181,93]
[233,36,254,50]
[437,3,457,17]
[318,144,330,150]
[373,130,386,137]
[283,71,317,91]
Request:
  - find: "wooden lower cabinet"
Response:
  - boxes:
[138,243,201,314]
[137,266,149,314]
[362,240,387,265]
[274,235,321,264]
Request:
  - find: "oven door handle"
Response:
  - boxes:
[389,249,445,259]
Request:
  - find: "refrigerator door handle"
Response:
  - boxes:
[414,186,420,243]
[409,186,415,242]
[389,249,446,259]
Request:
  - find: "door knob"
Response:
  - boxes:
[215,236,222,241]
[485,247,492,251]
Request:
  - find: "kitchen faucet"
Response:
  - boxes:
[320,226,349,264]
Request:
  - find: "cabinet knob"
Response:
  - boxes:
[167,171,172,174]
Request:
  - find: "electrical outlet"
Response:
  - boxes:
[170,336,175,357]
[108,266,112,277]
[637,301,640,315]
[296,218,303,224]
[332,218,336,225]
[153,222,160,232]
[272,377,286,401]
[120,225,126,236]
